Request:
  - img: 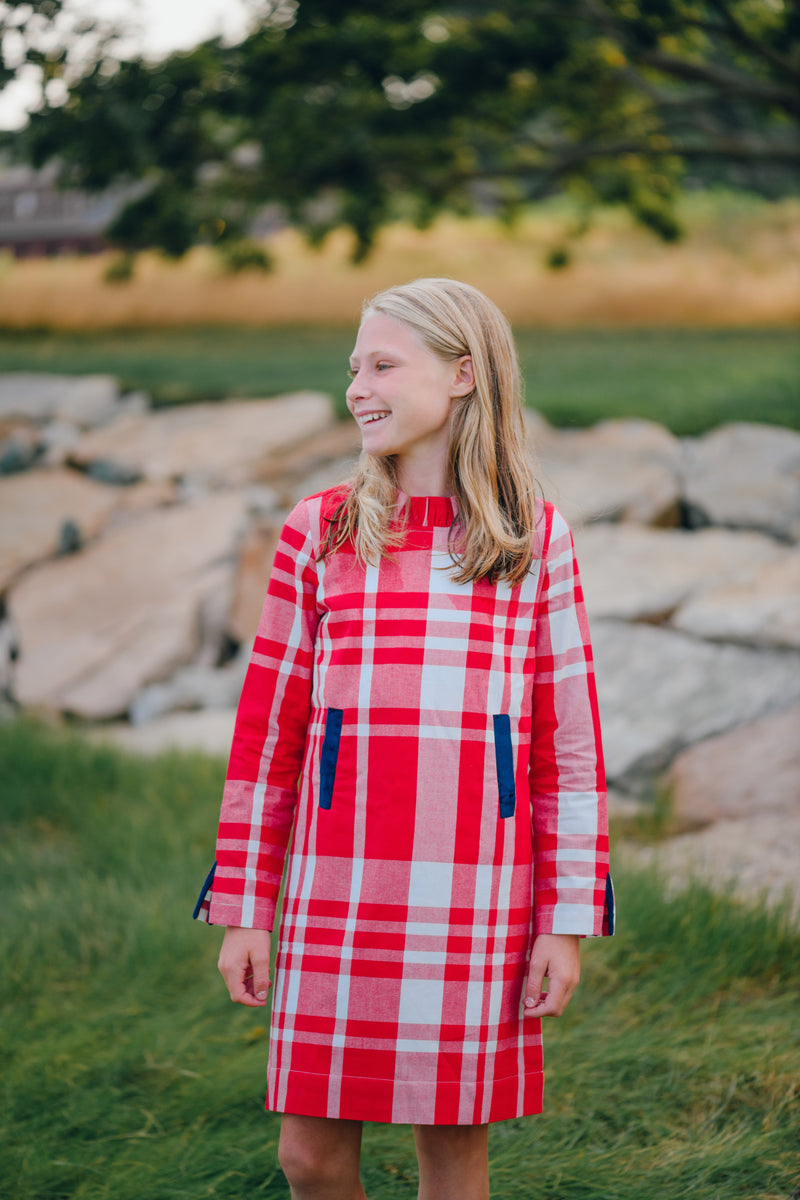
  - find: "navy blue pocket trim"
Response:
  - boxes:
[493,714,516,818]
[604,872,616,936]
[319,708,343,810]
[193,862,217,920]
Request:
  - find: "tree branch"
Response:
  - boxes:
[706,0,800,84]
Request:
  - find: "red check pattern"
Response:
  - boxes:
[198,489,611,1124]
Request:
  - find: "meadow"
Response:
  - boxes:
[2,719,798,1200]
[0,325,797,435]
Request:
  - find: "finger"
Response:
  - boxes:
[524,955,547,1009]
[524,975,574,1018]
[246,947,271,1004]
[218,951,262,1007]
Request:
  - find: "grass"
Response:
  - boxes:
[0,325,797,434]
[2,719,798,1199]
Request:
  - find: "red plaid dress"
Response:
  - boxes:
[196,488,612,1125]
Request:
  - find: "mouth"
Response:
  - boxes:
[357,411,390,427]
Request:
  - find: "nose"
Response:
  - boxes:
[346,371,366,407]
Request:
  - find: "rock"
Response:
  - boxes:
[0,468,123,591]
[70,392,336,486]
[0,425,40,474]
[631,812,800,915]
[84,458,143,486]
[39,420,81,467]
[129,646,251,724]
[666,704,800,827]
[574,524,785,626]
[259,417,361,503]
[228,521,282,644]
[535,418,683,528]
[91,708,237,758]
[681,422,800,542]
[592,621,800,793]
[0,618,17,694]
[672,552,800,649]
[0,373,119,427]
[8,492,247,719]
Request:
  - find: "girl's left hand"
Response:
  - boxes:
[523,933,581,1018]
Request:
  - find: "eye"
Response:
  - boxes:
[347,368,356,379]
[376,362,391,371]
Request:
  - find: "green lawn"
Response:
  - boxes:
[2,719,798,1199]
[0,326,797,434]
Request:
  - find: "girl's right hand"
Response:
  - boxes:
[218,926,272,1007]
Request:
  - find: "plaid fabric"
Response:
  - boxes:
[197,489,611,1124]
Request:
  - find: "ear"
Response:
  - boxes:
[450,355,474,398]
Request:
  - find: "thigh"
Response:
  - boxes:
[413,1123,489,1200]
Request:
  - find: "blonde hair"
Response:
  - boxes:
[320,277,540,585]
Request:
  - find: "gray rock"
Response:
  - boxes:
[8,492,247,719]
[671,551,800,649]
[592,621,800,792]
[70,391,336,486]
[0,618,18,694]
[0,426,40,474]
[228,521,281,644]
[0,468,123,591]
[666,704,800,827]
[630,812,800,915]
[574,524,785,626]
[91,708,237,758]
[0,373,119,427]
[39,420,81,467]
[535,418,683,528]
[129,644,251,724]
[681,422,800,542]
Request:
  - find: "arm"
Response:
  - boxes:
[525,505,612,1013]
[196,500,321,932]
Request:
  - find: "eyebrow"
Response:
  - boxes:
[348,348,401,367]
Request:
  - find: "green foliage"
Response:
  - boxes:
[0,324,796,434]
[217,238,274,274]
[102,251,136,284]
[1,719,798,1199]
[8,1,799,259]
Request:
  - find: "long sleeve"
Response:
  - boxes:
[195,500,321,930]
[528,505,613,937]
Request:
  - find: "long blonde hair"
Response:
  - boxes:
[320,277,540,585]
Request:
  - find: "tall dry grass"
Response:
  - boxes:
[1,195,798,329]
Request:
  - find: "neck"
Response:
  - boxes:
[396,453,449,497]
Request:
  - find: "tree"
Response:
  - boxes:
[7,0,799,262]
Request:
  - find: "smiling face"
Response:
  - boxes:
[346,313,473,495]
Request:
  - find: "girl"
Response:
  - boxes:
[195,278,613,1200]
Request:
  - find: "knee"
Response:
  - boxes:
[277,1128,343,1191]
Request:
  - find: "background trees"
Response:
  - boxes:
[4,0,798,260]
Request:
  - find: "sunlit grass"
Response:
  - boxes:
[0,193,797,331]
[2,719,798,1199]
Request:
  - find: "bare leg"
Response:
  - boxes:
[278,1114,366,1200]
[413,1123,490,1200]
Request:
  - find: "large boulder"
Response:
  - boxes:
[671,551,800,649]
[70,392,336,486]
[574,524,785,626]
[631,812,800,915]
[8,492,247,719]
[0,373,119,427]
[0,468,131,591]
[592,621,800,792]
[534,418,683,528]
[666,704,800,827]
[681,422,800,542]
